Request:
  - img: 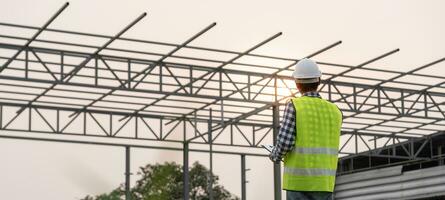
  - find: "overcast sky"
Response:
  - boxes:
[1,0,444,199]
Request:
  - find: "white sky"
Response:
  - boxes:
[0,0,444,199]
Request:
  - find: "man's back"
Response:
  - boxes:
[283,96,342,192]
[270,92,342,200]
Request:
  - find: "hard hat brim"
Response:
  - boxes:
[295,78,320,83]
[292,70,322,79]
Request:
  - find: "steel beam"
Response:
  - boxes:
[161,32,284,125]
[326,48,399,82]
[183,142,190,200]
[0,22,349,67]
[1,42,443,95]
[331,57,445,119]
[344,80,445,137]
[183,41,344,142]
[14,13,147,115]
[63,12,147,82]
[2,33,443,84]
[125,146,131,200]
[0,13,443,169]
[117,23,217,121]
[272,105,281,200]
[0,101,431,163]
[165,40,342,126]
[241,154,247,200]
[0,2,69,73]
[208,108,214,200]
[207,49,412,133]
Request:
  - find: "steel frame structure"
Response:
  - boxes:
[337,131,445,175]
[0,2,444,200]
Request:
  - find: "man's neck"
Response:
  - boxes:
[300,91,321,98]
[300,90,317,94]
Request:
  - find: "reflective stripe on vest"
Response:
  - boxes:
[291,147,338,155]
[283,96,342,192]
[284,167,337,176]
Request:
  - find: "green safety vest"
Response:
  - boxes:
[283,96,342,192]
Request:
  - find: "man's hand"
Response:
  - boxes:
[268,146,283,163]
[262,144,274,153]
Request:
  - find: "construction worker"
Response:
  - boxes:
[269,58,343,200]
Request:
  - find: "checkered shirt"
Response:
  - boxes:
[269,91,322,163]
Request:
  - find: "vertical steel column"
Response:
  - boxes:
[353,85,357,110]
[0,105,2,129]
[94,57,98,86]
[208,108,214,200]
[241,154,247,200]
[355,134,358,154]
[159,65,163,92]
[56,109,60,133]
[247,75,251,100]
[83,112,86,135]
[377,88,381,113]
[189,67,193,94]
[183,142,190,200]
[125,146,131,200]
[135,117,139,139]
[127,59,131,88]
[328,81,332,101]
[109,114,113,137]
[60,51,64,80]
[272,105,281,200]
[424,92,428,117]
[194,112,197,137]
[349,158,354,171]
[28,108,31,131]
[219,71,224,126]
[183,104,189,200]
[25,50,29,79]
[401,90,405,115]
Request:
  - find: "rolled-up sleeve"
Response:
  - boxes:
[269,100,296,163]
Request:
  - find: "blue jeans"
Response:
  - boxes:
[286,190,333,200]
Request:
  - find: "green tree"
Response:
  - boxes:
[82,189,123,200]
[82,162,239,200]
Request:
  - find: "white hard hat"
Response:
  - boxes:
[292,58,322,83]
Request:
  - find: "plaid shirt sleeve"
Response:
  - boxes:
[269,99,296,163]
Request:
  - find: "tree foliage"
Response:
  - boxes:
[82,162,239,200]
